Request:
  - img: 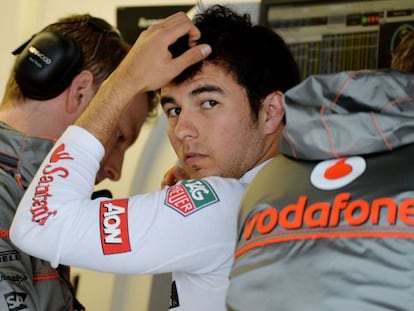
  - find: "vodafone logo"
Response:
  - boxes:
[311,156,366,190]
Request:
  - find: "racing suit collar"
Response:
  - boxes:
[240,159,274,184]
[0,121,55,189]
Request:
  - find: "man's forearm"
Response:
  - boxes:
[75,11,211,150]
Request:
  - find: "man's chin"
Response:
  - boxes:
[188,167,220,179]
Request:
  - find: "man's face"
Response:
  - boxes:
[161,63,267,179]
[95,93,149,184]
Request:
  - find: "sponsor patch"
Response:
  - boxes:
[0,251,21,263]
[310,156,366,190]
[100,199,131,255]
[236,193,414,258]
[4,292,27,311]
[31,143,73,225]
[0,273,27,284]
[165,180,219,216]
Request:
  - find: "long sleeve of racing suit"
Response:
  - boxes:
[10,125,248,310]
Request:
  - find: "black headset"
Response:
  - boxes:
[11,16,122,100]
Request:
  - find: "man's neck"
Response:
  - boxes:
[0,100,67,138]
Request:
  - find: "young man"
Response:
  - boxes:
[226,57,414,310]
[0,14,156,311]
[10,5,299,311]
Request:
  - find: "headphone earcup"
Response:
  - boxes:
[14,31,83,100]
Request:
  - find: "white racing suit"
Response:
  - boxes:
[10,126,264,311]
[227,70,414,310]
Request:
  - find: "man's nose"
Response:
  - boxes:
[99,156,123,182]
[174,112,198,141]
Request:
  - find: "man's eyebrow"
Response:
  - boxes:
[160,96,174,107]
[190,85,224,97]
[160,85,225,107]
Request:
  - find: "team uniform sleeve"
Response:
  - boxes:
[10,126,246,275]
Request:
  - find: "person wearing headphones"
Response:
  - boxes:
[0,14,156,311]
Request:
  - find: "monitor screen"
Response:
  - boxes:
[260,0,414,79]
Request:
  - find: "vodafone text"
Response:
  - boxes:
[243,192,414,240]
[30,144,73,225]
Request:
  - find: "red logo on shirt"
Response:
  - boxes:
[0,230,9,239]
[31,143,73,225]
[165,180,219,216]
[310,157,366,190]
[100,199,131,255]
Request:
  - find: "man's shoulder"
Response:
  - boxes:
[201,176,247,190]
[173,177,247,205]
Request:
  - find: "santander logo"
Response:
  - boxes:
[310,156,366,190]
[31,143,73,225]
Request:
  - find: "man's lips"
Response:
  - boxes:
[184,152,207,165]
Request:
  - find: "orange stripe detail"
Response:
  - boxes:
[282,132,297,159]
[380,97,413,112]
[370,112,393,151]
[321,70,366,158]
[235,231,414,258]
[14,174,23,189]
[329,70,363,111]
[320,105,339,158]
[32,272,59,281]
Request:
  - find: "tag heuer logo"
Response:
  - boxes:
[165,180,219,216]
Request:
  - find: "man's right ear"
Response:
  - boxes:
[66,70,94,114]
[262,91,285,135]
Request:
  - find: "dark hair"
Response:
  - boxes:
[171,5,300,118]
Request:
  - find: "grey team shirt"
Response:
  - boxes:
[227,70,414,310]
[10,125,264,311]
